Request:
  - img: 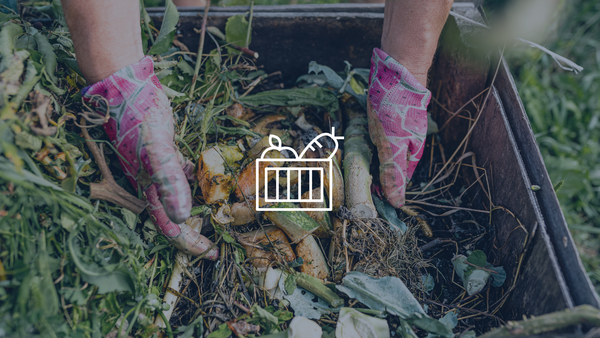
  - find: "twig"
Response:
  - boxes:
[79,117,147,214]
[463,261,499,274]
[419,238,455,252]
[343,220,350,273]
[233,301,250,313]
[229,44,259,59]
[190,2,211,96]
[480,305,600,337]
[423,299,506,325]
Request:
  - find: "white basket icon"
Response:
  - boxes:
[256,128,343,211]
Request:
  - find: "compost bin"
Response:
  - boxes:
[146,1,600,332]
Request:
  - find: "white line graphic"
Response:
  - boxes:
[256,128,343,211]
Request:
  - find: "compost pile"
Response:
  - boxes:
[0,2,534,338]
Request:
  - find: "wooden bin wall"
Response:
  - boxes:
[148,1,599,321]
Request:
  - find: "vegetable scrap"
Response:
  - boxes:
[0,2,595,338]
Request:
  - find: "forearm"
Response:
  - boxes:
[381,0,453,86]
[61,0,144,84]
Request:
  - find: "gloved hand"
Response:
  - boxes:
[367,48,430,208]
[83,56,218,259]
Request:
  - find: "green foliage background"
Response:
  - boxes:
[485,0,600,291]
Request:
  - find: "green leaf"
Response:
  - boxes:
[14,131,42,151]
[60,212,77,232]
[34,33,57,82]
[0,22,23,71]
[121,208,137,230]
[11,59,41,106]
[148,0,179,55]
[466,250,487,267]
[191,205,211,217]
[486,263,507,287]
[308,61,345,89]
[177,315,203,338]
[225,14,250,51]
[59,57,84,78]
[239,87,339,114]
[162,85,185,99]
[251,304,279,325]
[451,255,490,296]
[372,194,407,233]
[61,175,77,193]
[68,230,136,294]
[0,157,62,190]
[206,323,232,338]
[421,274,435,295]
[177,60,194,76]
[284,273,297,295]
[337,271,453,337]
[307,61,366,108]
[287,256,304,268]
[279,274,338,320]
[275,309,294,322]
[439,312,458,331]
[337,307,390,338]
[222,231,235,244]
[426,312,458,338]
[51,0,68,27]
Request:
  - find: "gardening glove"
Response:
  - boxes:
[83,56,218,259]
[367,48,430,208]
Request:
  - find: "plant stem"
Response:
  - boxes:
[479,305,600,337]
[245,2,254,48]
[342,97,377,218]
[189,2,211,96]
[158,309,174,338]
[296,272,344,308]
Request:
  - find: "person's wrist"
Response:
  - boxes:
[82,52,144,84]
[381,35,436,87]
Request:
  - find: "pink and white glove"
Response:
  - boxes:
[367,48,431,208]
[83,56,218,259]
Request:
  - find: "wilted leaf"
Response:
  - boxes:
[307,61,366,108]
[372,194,407,233]
[34,33,57,82]
[279,274,337,320]
[11,59,41,106]
[336,307,390,338]
[218,144,244,166]
[148,0,179,55]
[452,254,489,296]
